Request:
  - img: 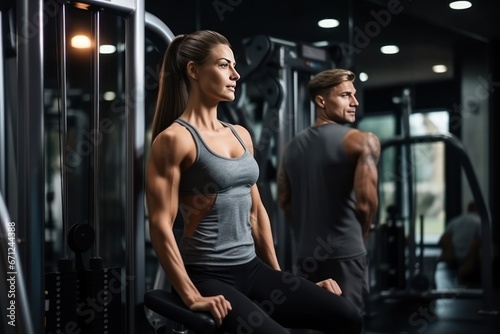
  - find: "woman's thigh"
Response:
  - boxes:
[247,262,363,334]
[195,278,290,334]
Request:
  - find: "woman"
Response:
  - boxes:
[146,30,362,333]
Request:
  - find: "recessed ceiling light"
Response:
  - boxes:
[312,41,330,47]
[432,65,448,73]
[318,19,340,28]
[71,35,91,49]
[103,91,116,101]
[449,1,472,10]
[100,45,116,54]
[380,45,399,54]
[359,72,369,82]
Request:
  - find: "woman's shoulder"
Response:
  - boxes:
[152,122,195,154]
[229,123,253,149]
[229,123,250,135]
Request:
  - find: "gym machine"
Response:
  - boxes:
[370,88,497,315]
[44,3,125,333]
[9,0,159,332]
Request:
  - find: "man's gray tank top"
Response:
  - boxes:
[175,118,259,266]
[283,123,366,260]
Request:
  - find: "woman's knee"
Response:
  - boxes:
[339,301,363,334]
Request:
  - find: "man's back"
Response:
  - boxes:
[282,123,365,260]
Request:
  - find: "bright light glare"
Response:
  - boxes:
[380,45,399,54]
[449,1,472,10]
[71,35,91,49]
[313,41,329,47]
[432,65,448,73]
[103,91,116,101]
[318,19,340,28]
[359,72,369,82]
[100,45,116,54]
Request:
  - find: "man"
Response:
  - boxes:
[438,201,481,283]
[278,68,380,313]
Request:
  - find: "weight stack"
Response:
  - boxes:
[45,260,78,333]
[376,221,406,290]
[77,262,122,333]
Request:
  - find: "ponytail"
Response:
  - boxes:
[151,35,188,142]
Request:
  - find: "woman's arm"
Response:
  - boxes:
[249,185,281,270]
[146,127,231,325]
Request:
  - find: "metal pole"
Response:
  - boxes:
[17,0,45,331]
[400,88,416,283]
[125,0,146,332]
[92,8,101,258]
[145,12,175,43]
[0,13,5,196]
[58,2,69,260]
[0,194,34,334]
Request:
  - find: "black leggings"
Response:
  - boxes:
[185,257,362,334]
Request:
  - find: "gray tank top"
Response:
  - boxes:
[283,123,366,260]
[175,118,259,266]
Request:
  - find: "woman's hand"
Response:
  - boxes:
[316,278,343,295]
[189,295,232,327]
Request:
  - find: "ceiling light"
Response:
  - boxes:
[432,65,448,73]
[100,45,116,54]
[312,41,329,47]
[359,72,369,82]
[318,19,340,28]
[103,91,116,101]
[71,35,91,49]
[380,45,399,55]
[449,1,472,10]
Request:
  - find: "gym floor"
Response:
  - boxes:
[363,291,500,334]
[361,251,500,334]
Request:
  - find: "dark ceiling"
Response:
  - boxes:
[145,0,500,88]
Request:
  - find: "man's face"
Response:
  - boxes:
[318,81,359,124]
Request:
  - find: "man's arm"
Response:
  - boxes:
[277,156,292,217]
[344,130,380,239]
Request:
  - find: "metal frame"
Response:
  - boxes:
[13,0,173,332]
[17,0,45,331]
[378,133,497,314]
[0,194,34,333]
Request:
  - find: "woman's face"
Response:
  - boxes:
[195,44,241,103]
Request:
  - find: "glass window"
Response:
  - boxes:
[409,111,449,244]
[358,111,449,244]
[357,114,396,225]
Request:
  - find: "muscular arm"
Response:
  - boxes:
[146,128,231,325]
[250,185,281,270]
[344,130,380,239]
[235,125,281,270]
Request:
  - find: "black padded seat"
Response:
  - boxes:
[144,289,217,334]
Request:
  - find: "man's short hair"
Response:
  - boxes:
[308,69,355,103]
